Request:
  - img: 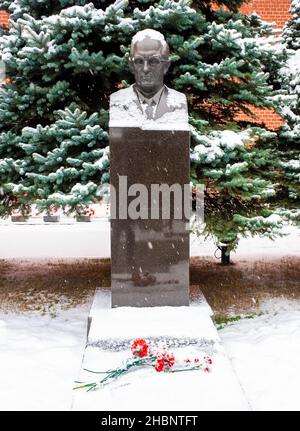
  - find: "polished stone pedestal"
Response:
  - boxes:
[110,127,190,307]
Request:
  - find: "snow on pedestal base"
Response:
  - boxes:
[72,290,250,411]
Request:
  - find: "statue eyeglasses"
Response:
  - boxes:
[130,55,169,68]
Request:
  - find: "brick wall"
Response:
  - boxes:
[0,2,292,129]
[238,0,291,129]
[240,0,291,29]
[235,107,284,130]
[0,10,9,27]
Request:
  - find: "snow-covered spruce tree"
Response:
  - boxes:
[277,0,300,223]
[0,0,286,247]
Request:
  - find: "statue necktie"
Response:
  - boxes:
[145,101,155,119]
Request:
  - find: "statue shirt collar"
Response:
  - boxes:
[133,84,165,106]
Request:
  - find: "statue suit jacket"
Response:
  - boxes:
[109,84,189,129]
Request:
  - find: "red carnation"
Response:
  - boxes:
[131,338,149,358]
[155,354,165,372]
[166,352,175,368]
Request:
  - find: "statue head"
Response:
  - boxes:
[129,29,170,98]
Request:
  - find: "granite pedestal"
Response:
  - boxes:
[110,127,190,307]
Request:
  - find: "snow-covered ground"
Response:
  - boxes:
[0,220,299,259]
[0,306,89,411]
[0,215,299,410]
[219,299,300,411]
[0,299,299,411]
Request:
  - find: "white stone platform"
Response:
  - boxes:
[72,290,250,411]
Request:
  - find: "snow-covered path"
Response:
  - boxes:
[0,221,299,259]
[0,300,299,411]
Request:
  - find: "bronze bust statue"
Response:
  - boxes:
[109,29,188,129]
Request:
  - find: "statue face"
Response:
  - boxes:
[129,38,170,97]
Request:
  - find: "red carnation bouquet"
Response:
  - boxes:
[74,338,212,392]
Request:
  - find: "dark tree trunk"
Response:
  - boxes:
[221,245,230,265]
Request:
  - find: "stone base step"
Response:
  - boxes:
[72,289,250,411]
